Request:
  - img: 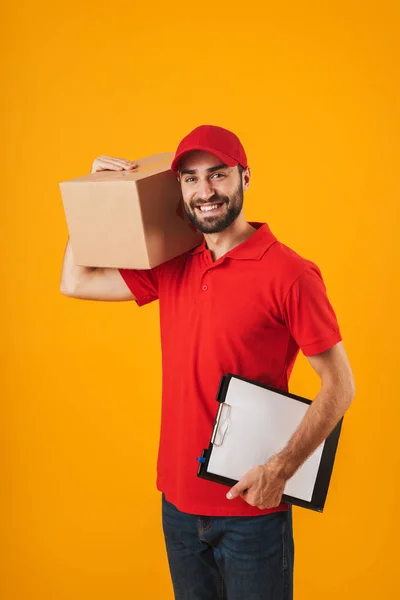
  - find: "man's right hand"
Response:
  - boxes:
[91,155,139,174]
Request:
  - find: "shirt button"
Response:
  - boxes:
[207,269,212,274]
[202,285,208,291]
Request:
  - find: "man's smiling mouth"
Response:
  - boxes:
[195,201,225,214]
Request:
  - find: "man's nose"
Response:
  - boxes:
[198,178,215,201]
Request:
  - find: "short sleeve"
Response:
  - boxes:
[118,266,160,306]
[283,265,342,356]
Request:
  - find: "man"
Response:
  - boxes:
[60,125,355,599]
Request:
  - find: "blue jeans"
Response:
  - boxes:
[162,494,294,600]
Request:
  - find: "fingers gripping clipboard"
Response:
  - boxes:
[197,373,343,512]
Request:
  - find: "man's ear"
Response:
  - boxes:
[243,166,251,190]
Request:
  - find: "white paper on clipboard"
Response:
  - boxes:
[207,377,324,503]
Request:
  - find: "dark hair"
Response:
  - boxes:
[238,164,244,176]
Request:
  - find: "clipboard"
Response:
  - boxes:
[197,373,343,512]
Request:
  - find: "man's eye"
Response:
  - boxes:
[185,177,196,183]
[212,173,225,179]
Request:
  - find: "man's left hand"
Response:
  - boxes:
[226,456,288,510]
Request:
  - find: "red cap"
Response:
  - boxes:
[171,125,248,172]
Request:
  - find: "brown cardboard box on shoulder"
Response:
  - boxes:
[59,152,203,269]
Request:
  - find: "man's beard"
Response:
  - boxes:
[183,180,244,234]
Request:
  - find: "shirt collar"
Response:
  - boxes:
[190,222,277,260]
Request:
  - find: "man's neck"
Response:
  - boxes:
[204,215,257,261]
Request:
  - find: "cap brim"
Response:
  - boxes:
[171,147,239,172]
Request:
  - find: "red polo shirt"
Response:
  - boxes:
[119,222,342,516]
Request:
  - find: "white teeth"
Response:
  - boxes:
[199,204,220,212]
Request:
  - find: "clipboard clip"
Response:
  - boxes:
[211,403,232,447]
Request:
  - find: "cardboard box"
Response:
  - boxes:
[59,152,203,269]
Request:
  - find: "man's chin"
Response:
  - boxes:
[193,218,231,234]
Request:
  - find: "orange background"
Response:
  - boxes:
[1,1,399,598]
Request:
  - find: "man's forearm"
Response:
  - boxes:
[271,381,354,480]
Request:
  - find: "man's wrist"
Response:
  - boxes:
[264,452,297,481]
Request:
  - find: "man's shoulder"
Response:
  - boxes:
[263,239,320,284]
[155,246,194,274]
[270,240,316,272]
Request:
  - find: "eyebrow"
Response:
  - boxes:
[180,163,229,176]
